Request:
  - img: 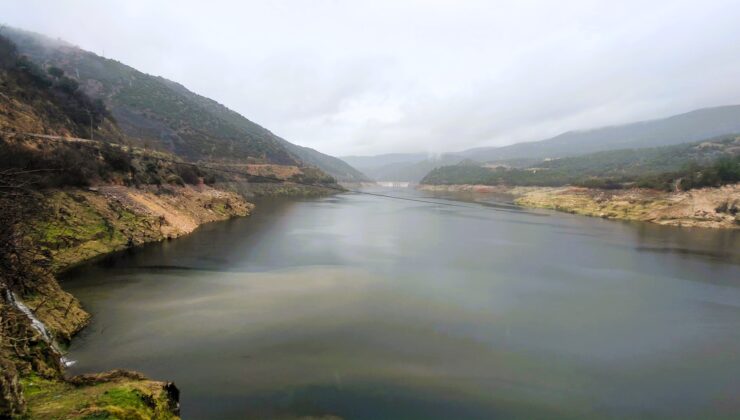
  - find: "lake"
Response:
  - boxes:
[63,188,740,419]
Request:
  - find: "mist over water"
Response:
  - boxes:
[63,189,740,419]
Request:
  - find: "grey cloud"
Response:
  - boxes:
[4,0,740,156]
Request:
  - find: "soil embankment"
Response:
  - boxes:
[1,183,252,418]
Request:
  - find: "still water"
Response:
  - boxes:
[63,189,740,419]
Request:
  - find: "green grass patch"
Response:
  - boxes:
[20,375,178,420]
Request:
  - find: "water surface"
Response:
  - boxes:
[63,189,740,419]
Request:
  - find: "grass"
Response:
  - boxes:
[20,374,178,420]
[34,191,155,271]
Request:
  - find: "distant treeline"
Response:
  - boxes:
[421,136,740,191]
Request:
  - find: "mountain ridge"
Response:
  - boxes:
[3,26,368,182]
[342,104,740,182]
[457,104,740,160]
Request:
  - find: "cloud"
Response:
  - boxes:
[4,0,740,155]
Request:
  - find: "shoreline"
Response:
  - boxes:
[4,183,253,418]
[418,183,740,229]
[7,182,337,418]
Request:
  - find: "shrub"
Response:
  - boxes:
[175,165,200,185]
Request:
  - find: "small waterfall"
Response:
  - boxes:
[4,289,52,341]
[4,288,76,367]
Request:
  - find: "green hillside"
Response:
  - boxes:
[422,136,740,191]
[4,27,367,181]
[0,33,121,140]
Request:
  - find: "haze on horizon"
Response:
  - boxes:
[5,0,740,157]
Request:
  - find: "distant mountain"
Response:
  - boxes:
[456,105,740,161]
[347,105,740,182]
[340,153,461,182]
[341,153,429,169]
[4,27,367,181]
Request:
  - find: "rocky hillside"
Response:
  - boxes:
[3,27,368,182]
[0,29,339,418]
[0,34,121,141]
[0,136,257,418]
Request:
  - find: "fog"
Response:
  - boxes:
[5,0,740,156]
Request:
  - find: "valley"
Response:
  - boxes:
[1,11,739,420]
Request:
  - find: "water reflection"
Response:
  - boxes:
[63,190,740,419]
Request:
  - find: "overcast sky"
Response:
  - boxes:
[5,0,740,156]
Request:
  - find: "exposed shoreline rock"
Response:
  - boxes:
[419,183,740,229]
[1,183,254,418]
[39,184,253,273]
[3,180,340,418]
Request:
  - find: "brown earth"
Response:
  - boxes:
[419,184,740,229]
[1,183,253,418]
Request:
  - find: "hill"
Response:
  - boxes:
[421,135,740,191]
[0,29,345,419]
[277,138,370,182]
[0,34,122,140]
[3,27,366,181]
[457,105,740,161]
[346,105,740,182]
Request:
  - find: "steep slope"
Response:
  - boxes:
[0,34,122,140]
[0,32,186,418]
[4,27,367,181]
[458,105,740,161]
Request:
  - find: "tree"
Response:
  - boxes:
[47,66,64,78]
